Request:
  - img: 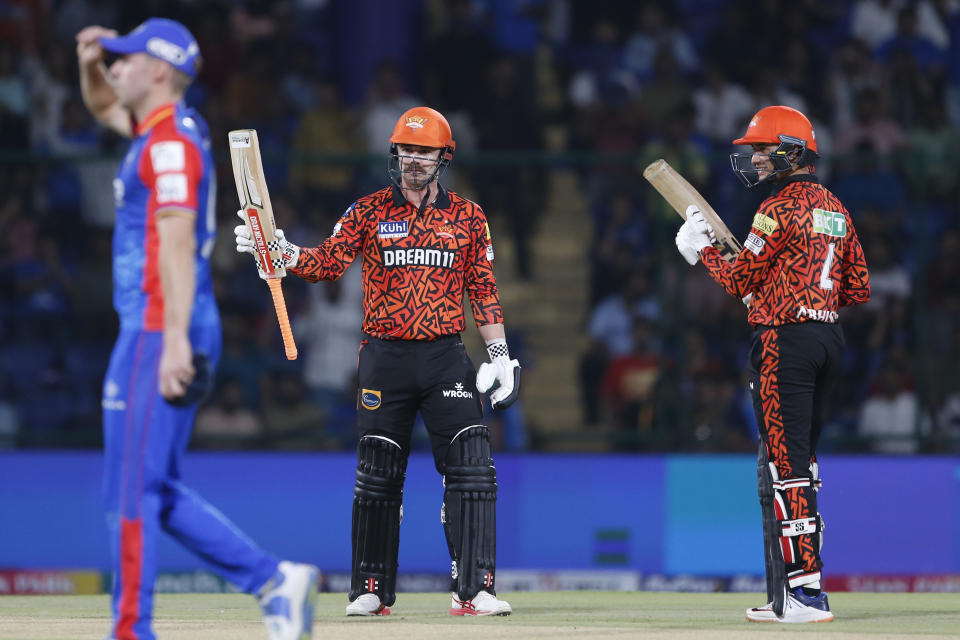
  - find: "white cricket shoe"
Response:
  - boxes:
[345,592,391,616]
[746,588,833,623]
[450,590,512,616]
[258,561,319,640]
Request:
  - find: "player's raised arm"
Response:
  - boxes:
[76,25,133,138]
[236,199,366,283]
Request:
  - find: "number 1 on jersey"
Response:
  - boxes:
[819,242,836,290]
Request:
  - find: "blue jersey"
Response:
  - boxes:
[112,102,218,331]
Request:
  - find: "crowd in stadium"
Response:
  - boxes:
[0,0,958,453]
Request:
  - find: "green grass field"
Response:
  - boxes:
[1,592,958,639]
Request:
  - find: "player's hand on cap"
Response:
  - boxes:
[476,339,521,410]
[75,26,117,65]
[675,206,717,266]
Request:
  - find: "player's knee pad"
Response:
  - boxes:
[441,425,498,601]
[765,461,824,588]
[350,434,408,606]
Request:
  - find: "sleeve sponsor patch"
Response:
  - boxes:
[156,173,188,203]
[150,141,185,173]
[486,244,495,261]
[745,232,765,255]
[751,213,778,235]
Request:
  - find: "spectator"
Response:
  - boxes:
[851,0,904,50]
[904,100,960,202]
[873,6,947,72]
[289,75,361,212]
[262,371,338,450]
[469,54,544,280]
[830,140,907,238]
[858,359,923,453]
[579,272,659,425]
[622,4,699,84]
[600,317,660,436]
[589,192,647,304]
[833,88,908,157]
[825,38,886,130]
[692,62,753,147]
[861,236,911,311]
[195,378,264,446]
[293,262,363,429]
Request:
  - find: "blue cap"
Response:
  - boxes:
[99,18,200,79]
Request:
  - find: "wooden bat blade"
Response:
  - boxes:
[228,129,286,279]
[643,158,743,261]
[228,129,298,360]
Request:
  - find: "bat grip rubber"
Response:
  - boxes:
[267,278,298,360]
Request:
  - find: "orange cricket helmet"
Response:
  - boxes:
[733,105,817,153]
[388,106,456,190]
[389,106,456,152]
[730,105,818,188]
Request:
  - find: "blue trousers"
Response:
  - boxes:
[102,327,277,640]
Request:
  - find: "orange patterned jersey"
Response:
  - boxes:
[701,175,870,327]
[290,184,503,340]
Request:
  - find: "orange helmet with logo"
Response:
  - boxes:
[390,106,456,152]
[733,105,817,153]
[730,105,818,188]
[388,106,456,189]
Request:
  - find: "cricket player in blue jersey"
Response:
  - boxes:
[76,18,317,640]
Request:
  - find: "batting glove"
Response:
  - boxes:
[675,206,717,265]
[234,213,300,278]
[476,338,522,410]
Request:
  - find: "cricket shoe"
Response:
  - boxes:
[745,588,833,623]
[345,593,391,616]
[450,590,512,616]
[258,561,319,640]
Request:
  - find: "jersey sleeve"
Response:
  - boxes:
[292,200,366,282]
[701,199,793,299]
[838,211,871,307]
[466,207,503,326]
[139,136,201,218]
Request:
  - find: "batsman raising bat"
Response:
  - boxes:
[672,106,870,623]
[235,106,518,617]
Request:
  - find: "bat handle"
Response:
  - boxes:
[267,277,298,360]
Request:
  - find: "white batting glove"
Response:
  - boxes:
[675,206,717,265]
[476,338,521,410]
[234,212,300,278]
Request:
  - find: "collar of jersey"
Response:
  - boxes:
[391,183,451,209]
[135,103,177,137]
[770,172,819,196]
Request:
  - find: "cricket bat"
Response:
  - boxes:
[643,159,743,262]
[228,129,298,360]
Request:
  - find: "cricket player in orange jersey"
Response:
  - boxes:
[236,106,518,617]
[675,105,870,623]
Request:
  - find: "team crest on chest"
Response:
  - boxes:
[434,222,455,239]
